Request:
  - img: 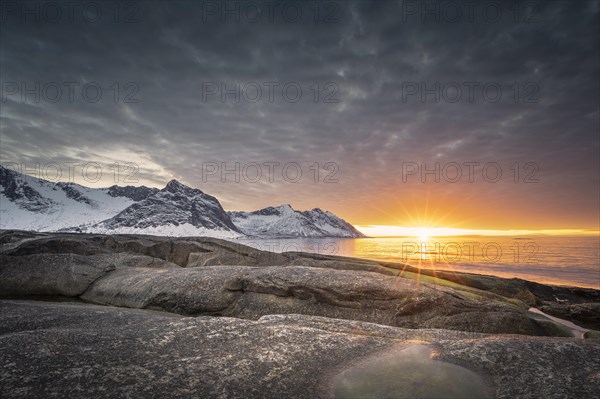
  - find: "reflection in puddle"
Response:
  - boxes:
[332,345,489,399]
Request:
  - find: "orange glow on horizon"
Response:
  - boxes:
[356,225,600,237]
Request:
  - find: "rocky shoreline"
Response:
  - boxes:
[1,230,599,398]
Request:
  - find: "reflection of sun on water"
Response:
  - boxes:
[414,228,434,261]
[415,228,431,242]
[415,227,432,247]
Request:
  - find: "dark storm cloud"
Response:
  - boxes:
[0,0,598,226]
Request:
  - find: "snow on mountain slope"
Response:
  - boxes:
[82,222,242,239]
[0,166,146,231]
[228,204,366,238]
[1,165,365,239]
[301,208,366,237]
[84,179,243,237]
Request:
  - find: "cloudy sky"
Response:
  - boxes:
[1,0,598,231]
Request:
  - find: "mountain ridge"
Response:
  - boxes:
[0,165,365,238]
[228,204,366,238]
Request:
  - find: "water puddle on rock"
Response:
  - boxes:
[332,344,489,399]
[528,307,589,338]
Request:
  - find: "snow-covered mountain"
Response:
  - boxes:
[84,179,242,238]
[228,204,366,238]
[0,165,365,238]
[0,165,156,231]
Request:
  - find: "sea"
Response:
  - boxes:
[234,235,600,289]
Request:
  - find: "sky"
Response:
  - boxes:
[1,0,599,232]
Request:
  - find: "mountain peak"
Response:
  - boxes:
[273,204,295,215]
[0,164,16,177]
[163,179,198,194]
[167,179,183,186]
[229,204,366,238]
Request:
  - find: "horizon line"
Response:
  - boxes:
[355,225,600,237]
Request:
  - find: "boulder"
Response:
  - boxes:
[0,254,114,297]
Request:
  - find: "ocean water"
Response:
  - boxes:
[235,236,600,289]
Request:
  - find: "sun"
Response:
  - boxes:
[415,228,431,242]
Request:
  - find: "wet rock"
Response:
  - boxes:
[331,344,490,398]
